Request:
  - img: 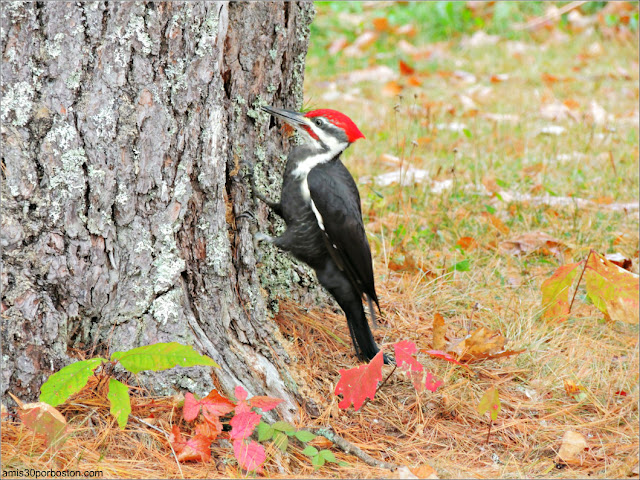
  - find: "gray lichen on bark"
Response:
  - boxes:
[1,1,316,421]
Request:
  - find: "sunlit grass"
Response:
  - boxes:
[302,2,639,478]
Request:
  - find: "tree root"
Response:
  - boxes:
[311,427,398,471]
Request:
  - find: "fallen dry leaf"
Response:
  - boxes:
[499,231,568,258]
[343,31,378,57]
[346,65,397,84]
[564,380,587,401]
[432,313,447,351]
[395,24,417,37]
[482,212,510,235]
[399,60,416,76]
[448,326,506,360]
[557,430,588,465]
[410,464,439,479]
[604,253,633,271]
[456,236,478,252]
[18,402,68,447]
[383,81,404,97]
[396,466,419,479]
[372,17,390,32]
[327,36,348,55]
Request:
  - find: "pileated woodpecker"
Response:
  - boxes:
[250,105,384,362]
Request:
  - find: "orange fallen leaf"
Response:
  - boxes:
[383,81,404,97]
[456,236,478,251]
[481,212,509,235]
[372,17,391,32]
[432,313,446,351]
[407,75,422,86]
[563,98,580,110]
[399,60,416,76]
[410,464,439,479]
[563,380,586,400]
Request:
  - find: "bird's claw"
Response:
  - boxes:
[236,210,257,223]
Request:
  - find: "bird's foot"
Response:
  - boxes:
[254,232,274,244]
[236,210,257,224]
[253,232,274,262]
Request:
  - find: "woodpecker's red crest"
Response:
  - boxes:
[304,109,365,143]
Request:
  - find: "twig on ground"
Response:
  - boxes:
[513,1,588,31]
[568,250,592,314]
[310,427,398,471]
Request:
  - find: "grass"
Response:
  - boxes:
[300,1,639,478]
[2,2,638,479]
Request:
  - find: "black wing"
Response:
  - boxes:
[307,159,379,307]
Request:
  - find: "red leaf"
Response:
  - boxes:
[184,390,235,423]
[234,401,250,415]
[422,349,474,372]
[399,59,416,75]
[233,439,266,472]
[169,425,211,462]
[200,390,235,420]
[334,350,384,411]
[183,393,201,422]
[394,340,424,373]
[249,396,283,412]
[235,385,248,402]
[229,411,261,440]
[424,372,443,392]
[195,418,222,440]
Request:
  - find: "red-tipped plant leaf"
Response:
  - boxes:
[229,411,261,440]
[394,340,424,373]
[334,351,384,411]
[585,252,639,324]
[233,439,266,472]
[541,261,582,321]
[424,372,443,392]
[249,396,283,412]
[169,425,211,462]
[235,385,248,401]
[422,349,473,372]
[195,418,222,440]
[183,390,235,423]
[183,393,200,422]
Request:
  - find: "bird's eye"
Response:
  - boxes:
[314,118,322,126]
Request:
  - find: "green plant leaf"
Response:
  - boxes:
[107,378,131,430]
[271,420,295,433]
[257,421,274,442]
[273,430,288,452]
[111,342,219,374]
[302,445,319,457]
[338,461,349,467]
[40,358,104,407]
[451,259,471,272]
[294,430,316,443]
[312,453,325,469]
[319,449,337,463]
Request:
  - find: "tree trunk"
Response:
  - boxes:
[1,1,316,421]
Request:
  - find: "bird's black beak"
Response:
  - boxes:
[261,105,307,128]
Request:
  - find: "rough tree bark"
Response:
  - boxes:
[1,1,318,420]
